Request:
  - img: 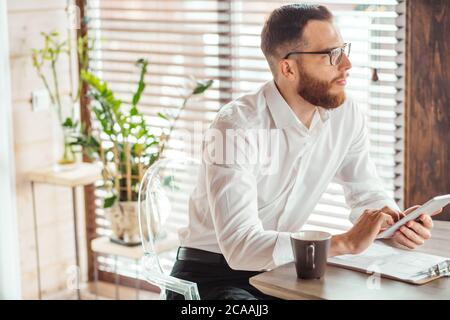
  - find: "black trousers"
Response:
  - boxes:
[167,247,279,300]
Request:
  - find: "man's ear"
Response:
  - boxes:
[278,59,297,81]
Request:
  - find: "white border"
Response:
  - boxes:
[0,0,22,299]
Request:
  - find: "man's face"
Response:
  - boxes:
[285,20,352,109]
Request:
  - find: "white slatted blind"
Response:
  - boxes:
[302,0,405,233]
[85,0,405,261]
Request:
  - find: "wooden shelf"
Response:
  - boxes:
[91,234,179,259]
[92,237,144,260]
[28,162,102,187]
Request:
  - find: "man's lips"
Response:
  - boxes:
[334,73,349,86]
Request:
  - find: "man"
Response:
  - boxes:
[168,4,441,300]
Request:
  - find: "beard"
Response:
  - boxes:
[296,65,346,109]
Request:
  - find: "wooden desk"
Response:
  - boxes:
[250,221,450,300]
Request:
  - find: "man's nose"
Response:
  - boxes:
[339,53,352,71]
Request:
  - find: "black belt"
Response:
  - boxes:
[176,247,228,266]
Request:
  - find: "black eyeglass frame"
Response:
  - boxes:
[283,43,351,66]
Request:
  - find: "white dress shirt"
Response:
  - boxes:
[179,80,399,271]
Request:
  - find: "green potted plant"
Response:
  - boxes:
[76,60,213,245]
[31,31,90,169]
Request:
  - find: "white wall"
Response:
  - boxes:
[0,0,22,300]
[7,0,87,299]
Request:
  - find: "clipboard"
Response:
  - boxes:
[327,241,450,285]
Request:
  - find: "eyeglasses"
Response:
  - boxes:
[283,43,351,66]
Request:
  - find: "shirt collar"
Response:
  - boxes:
[263,80,330,129]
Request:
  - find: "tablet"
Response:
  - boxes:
[376,194,450,239]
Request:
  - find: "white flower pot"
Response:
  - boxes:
[105,201,141,246]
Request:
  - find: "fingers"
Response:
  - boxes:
[398,225,425,246]
[375,212,394,230]
[393,231,418,249]
[405,219,431,240]
[418,214,434,229]
[430,208,443,216]
[380,206,401,222]
[356,209,378,223]
[403,205,420,216]
[357,210,392,239]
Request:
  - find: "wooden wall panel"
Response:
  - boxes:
[405,0,450,221]
[75,0,97,283]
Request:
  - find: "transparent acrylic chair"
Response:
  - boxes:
[138,157,201,300]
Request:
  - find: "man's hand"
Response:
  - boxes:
[330,209,394,256]
[390,205,442,250]
[329,205,443,257]
[377,205,403,230]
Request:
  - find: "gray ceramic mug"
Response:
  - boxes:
[290,231,331,279]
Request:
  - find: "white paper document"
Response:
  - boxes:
[328,241,450,282]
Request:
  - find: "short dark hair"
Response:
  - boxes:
[260,4,333,76]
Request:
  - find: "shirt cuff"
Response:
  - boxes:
[349,199,401,224]
[272,231,294,267]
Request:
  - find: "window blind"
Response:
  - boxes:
[85,0,405,278]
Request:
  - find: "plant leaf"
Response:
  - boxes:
[157,112,169,121]
[163,176,179,190]
[62,117,74,128]
[192,79,213,95]
[104,195,117,208]
[131,58,148,107]
[130,106,138,116]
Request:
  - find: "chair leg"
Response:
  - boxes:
[135,260,140,300]
[114,255,119,300]
[93,252,98,300]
